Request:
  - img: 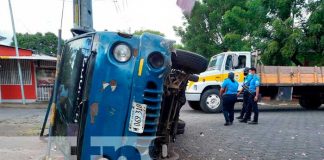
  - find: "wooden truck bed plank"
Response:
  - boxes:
[260,66,324,85]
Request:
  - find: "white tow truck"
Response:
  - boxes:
[186,51,324,113]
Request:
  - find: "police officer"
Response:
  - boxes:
[220,72,239,126]
[240,67,260,124]
[236,67,252,120]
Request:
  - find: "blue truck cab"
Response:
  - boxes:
[51,31,173,159]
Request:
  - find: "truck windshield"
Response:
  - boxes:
[54,36,92,136]
[207,54,224,71]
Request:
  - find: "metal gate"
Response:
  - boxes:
[37,85,53,101]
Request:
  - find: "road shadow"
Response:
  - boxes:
[181,104,324,114]
[256,106,324,112]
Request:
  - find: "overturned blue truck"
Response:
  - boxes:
[43,31,208,160]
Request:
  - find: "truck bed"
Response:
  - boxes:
[258,65,324,86]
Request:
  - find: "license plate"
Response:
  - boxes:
[129,102,147,133]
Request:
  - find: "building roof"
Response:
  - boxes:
[0,44,56,61]
[0,44,33,52]
[0,53,57,61]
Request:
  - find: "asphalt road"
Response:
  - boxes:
[172,103,324,160]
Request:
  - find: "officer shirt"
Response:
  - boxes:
[248,74,260,93]
[244,74,253,85]
[222,78,239,95]
[243,74,253,93]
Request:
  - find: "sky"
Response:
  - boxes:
[0,0,186,45]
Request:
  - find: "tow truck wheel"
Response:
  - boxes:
[200,89,222,113]
[188,101,202,110]
[299,96,321,110]
[172,49,208,74]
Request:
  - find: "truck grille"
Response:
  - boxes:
[142,82,163,136]
[134,82,163,156]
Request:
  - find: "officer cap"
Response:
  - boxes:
[250,67,257,72]
[244,67,250,75]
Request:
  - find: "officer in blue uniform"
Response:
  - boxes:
[240,67,260,124]
[236,68,252,120]
[220,72,239,126]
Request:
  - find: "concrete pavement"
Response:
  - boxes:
[172,103,324,160]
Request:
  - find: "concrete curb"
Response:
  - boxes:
[0,103,48,109]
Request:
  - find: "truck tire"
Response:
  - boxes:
[172,49,208,74]
[299,96,321,110]
[188,101,201,110]
[200,89,222,113]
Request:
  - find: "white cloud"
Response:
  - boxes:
[0,0,184,45]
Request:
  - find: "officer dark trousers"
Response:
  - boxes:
[239,91,250,118]
[222,94,237,123]
[244,93,259,122]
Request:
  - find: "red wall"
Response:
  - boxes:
[0,45,32,56]
[0,63,36,100]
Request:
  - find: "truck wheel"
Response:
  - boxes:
[200,89,222,113]
[299,96,321,110]
[188,101,201,110]
[172,49,208,74]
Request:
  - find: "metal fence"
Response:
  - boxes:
[0,59,32,85]
[37,85,53,101]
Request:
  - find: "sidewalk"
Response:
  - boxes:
[0,102,48,109]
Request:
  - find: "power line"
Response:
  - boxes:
[113,0,120,13]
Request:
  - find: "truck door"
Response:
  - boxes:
[234,54,247,88]
[222,54,246,90]
[51,35,93,158]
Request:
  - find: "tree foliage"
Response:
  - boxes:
[175,0,324,66]
[11,32,63,56]
[133,29,165,37]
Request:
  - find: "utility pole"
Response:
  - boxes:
[71,0,94,36]
[0,36,6,104]
[8,0,26,104]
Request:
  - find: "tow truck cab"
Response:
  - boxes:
[185,51,254,113]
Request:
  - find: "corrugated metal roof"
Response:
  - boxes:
[0,54,57,61]
[0,44,33,52]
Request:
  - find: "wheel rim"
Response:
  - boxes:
[206,94,220,109]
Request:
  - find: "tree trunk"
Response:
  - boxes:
[290,51,303,66]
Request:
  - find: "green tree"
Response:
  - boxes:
[175,0,324,66]
[133,29,165,37]
[301,0,324,65]
[174,0,250,58]
[174,43,185,49]
[258,0,307,65]
[11,32,63,56]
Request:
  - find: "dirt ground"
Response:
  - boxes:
[0,105,53,160]
[0,107,45,136]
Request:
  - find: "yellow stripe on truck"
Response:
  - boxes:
[188,71,244,88]
[138,58,144,76]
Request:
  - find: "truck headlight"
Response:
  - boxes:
[148,52,164,69]
[113,43,131,62]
